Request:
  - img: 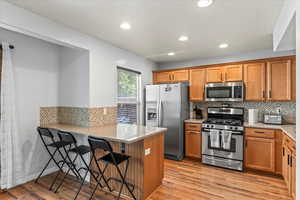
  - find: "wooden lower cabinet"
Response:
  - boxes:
[282,135,296,199]
[245,136,275,173]
[291,154,296,200]
[185,123,202,159]
[185,131,201,158]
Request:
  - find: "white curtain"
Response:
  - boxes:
[0,42,23,189]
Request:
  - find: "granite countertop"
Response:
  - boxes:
[184,119,206,124]
[41,123,167,144]
[185,119,296,141]
[244,122,296,141]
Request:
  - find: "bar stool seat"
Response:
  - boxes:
[48,141,72,148]
[69,145,91,155]
[99,152,130,165]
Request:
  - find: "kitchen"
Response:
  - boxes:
[0,0,298,200]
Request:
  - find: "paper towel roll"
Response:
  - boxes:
[248,109,258,124]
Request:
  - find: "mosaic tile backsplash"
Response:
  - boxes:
[40,106,117,127]
[191,102,296,124]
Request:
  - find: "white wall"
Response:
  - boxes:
[0,28,61,181]
[157,49,296,70]
[59,47,90,107]
[0,1,157,108]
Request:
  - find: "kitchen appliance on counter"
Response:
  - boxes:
[192,105,203,119]
[202,107,244,171]
[145,83,189,161]
[248,109,258,124]
[205,81,244,102]
[264,114,283,125]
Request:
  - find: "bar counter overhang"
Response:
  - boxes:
[41,123,167,200]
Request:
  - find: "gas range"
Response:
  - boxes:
[201,107,244,171]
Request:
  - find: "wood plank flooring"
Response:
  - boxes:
[0,159,291,200]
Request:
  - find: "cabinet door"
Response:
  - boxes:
[275,130,283,175]
[185,131,201,158]
[245,136,275,172]
[173,70,189,82]
[291,154,296,199]
[244,63,266,101]
[155,72,172,83]
[267,60,292,101]
[206,67,223,83]
[282,145,291,187]
[224,65,243,82]
[189,69,206,101]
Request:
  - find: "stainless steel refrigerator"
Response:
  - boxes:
[145,83,189,161]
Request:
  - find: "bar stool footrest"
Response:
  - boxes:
[107,177,135,192]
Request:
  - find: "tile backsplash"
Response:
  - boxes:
[191,102,296,123]
[40,106,117,127]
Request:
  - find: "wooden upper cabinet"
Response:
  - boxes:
[154,71,172,83]
[189,68,206,101]
[153,70,188,84]
[224,65,243,82]
[244,63,266,101]
[206,67,223,83]
[206,65,243,83]
[173,69,189,82]
[266,60,292,101]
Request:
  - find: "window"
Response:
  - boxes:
[117,67,141,124]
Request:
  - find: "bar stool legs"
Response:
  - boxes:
[115,159,136,200]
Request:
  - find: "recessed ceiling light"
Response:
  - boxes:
[179,36,189,41]
[219,43,229,48]
[197,0,213,7]
[120,22,131,30]
[168,52,175,56]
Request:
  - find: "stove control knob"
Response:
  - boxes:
[235,127,238,130]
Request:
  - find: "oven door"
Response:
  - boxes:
[202,129,243,161]
[205,82,243,101]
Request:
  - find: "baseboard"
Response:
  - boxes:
[23,167,59,184]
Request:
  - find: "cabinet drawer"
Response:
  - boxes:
[185,123,201,131]
[245,128,275,139]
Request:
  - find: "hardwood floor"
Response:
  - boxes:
[0,159,291,200]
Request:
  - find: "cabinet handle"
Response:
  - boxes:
[172,74,175,81]
[288,154,290,166]
[269,91,272,99]
[290,156,293,167]
[225,72,227,81]
[254,131,265,134]
[262,91,265,98]
[283,147,285,156]
[220,73,223,81]
[245,140,247,148]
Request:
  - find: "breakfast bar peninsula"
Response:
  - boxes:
[42,123,166,200]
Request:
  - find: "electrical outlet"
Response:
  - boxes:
[145,148,151,156]
[276,107,281,114]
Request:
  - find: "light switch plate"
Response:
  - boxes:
[145,148,151,156]
[103,108,107,115]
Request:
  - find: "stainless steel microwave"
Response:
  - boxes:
[205,81,244,102]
